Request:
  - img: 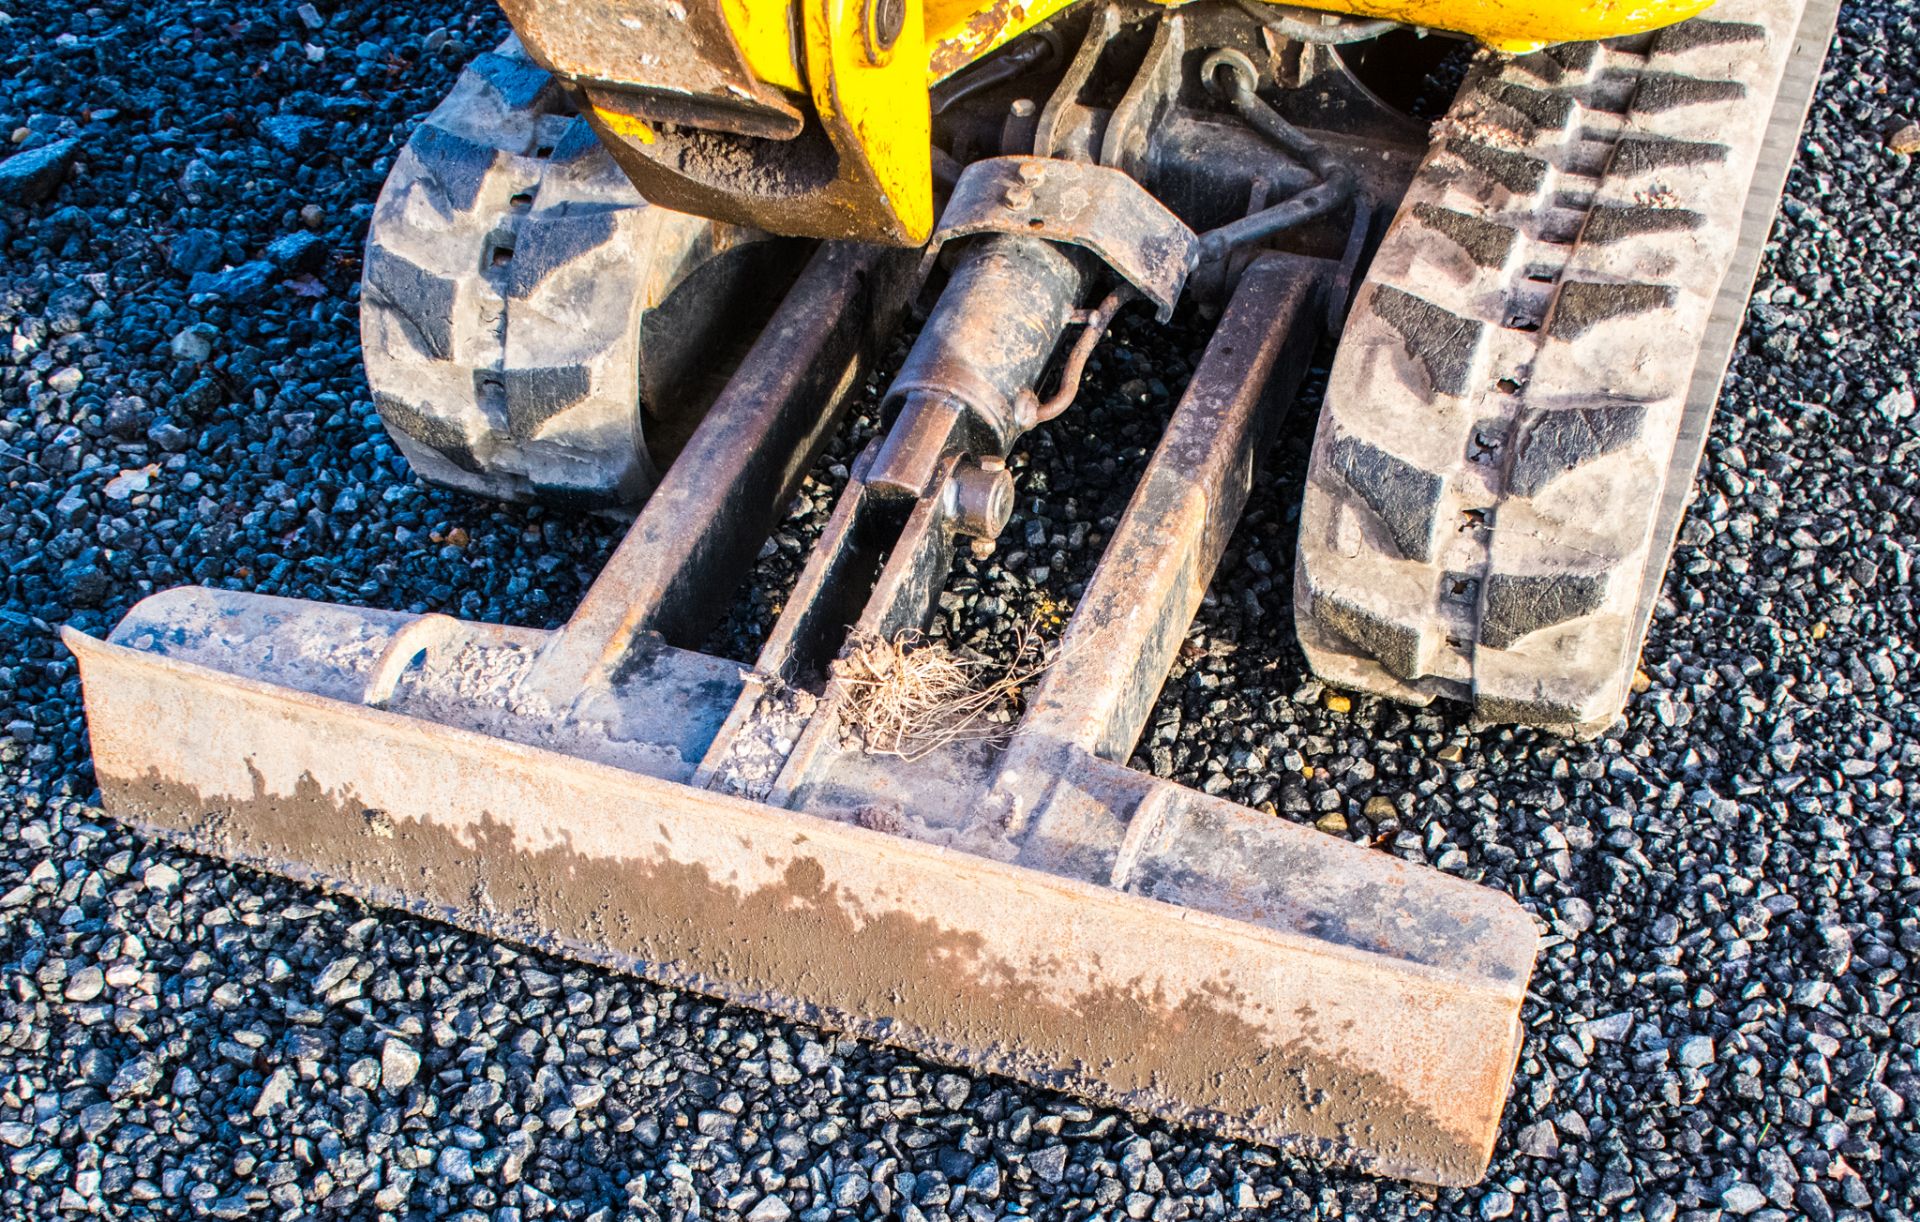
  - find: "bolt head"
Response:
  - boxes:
[865,0,905,60]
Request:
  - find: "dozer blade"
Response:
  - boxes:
[69,592,1533,1186]
[64,246,1539,1186]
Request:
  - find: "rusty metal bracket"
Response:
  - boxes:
[1016,255,1325,769]
[1098,8,1183,180]
[931,155,1198,319]
[502,0,806,139]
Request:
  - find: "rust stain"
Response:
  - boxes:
[102,762,1490,1185]
[928,0,1026,78]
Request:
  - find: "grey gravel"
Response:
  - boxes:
[251,1065,294,1116]
[0,139,78,206]
[380,1037,419,1090]
[1723,1181,1768,1214]
[1676,1034,1718,1068]
[744,1194,792,1222]
[59,963,101,1001]
[169,324,214,364]
[1,0,1917,1220]
[1516,1120,1562,1160]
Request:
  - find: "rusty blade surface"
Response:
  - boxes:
[67,617,1533,1186]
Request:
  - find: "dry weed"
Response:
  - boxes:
[836,623,1057,761]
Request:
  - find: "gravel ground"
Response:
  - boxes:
[1,0,1916,1219]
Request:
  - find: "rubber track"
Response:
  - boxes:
[361,39,738,509]
[1295,0,1833,735]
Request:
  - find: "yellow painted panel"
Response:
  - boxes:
[592,107,658,144]
[722,0,807,92]
[705,0,1717,243]
[803,0,936,241]
[923,0,1081,79]
[722,0,1086,88]
[725,0,1719,98]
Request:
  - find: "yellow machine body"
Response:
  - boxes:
[505,0,1718,245]
[727,0,1721,88]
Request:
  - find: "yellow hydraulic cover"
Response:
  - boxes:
[718,0,1725,83]
[569,0,1722,243]
[721,0,1728,79]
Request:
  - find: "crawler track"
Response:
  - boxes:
[361,39,767,508]
[1296,0,1836,734]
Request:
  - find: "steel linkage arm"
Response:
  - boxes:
[517,243,919,707]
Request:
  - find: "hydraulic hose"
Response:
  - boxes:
[1231,0,1401,44]
[1197,48,1359,262]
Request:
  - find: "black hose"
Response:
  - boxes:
[1196,49,1359,262]
[1231,0,1400,45]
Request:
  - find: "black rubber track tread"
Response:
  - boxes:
[359,38,757,510]
[1610,134,1730,174]
[361,247,455,361]
[1444,138,1550,194]
[1506,404,1647,496]
[1369,286,1486,397]
[1547,281,1680,340]
[1478,572,1609,649]
[1582,205,1706,244]
[1478,80,1577,138]
[501,366,593,440]
[1297,0,1829,735]
[470,49,562,110]
[1330,436,1444,563]
[404,125,500,214]
[1411,202,1519,268]
[505,213,620,301]
[1632,72,1749,114]
[1653,18,1769,53]
[372,392,483,473]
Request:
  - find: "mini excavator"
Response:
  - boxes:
[67,0,1835,1185]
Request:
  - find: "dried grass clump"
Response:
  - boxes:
[837,624,1056,761]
